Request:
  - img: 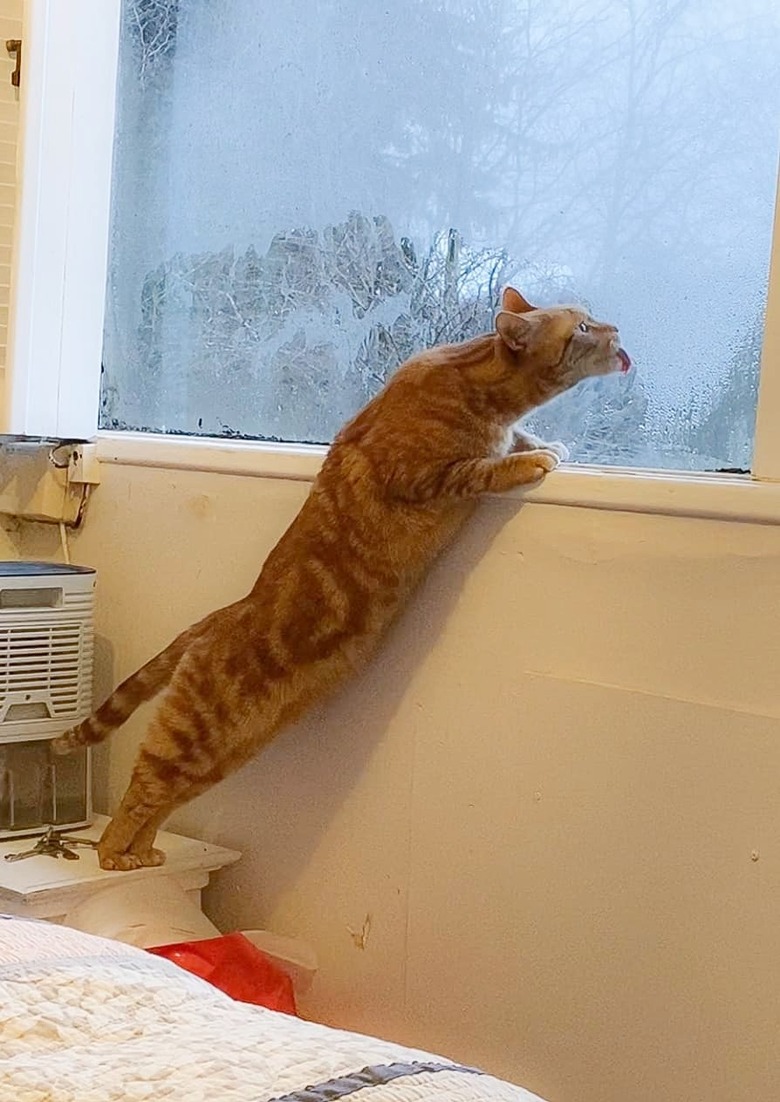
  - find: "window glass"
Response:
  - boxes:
[102,0,780,470]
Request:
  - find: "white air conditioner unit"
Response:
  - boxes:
[0,562,95,837]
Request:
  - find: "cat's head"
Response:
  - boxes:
[490,286,630,414]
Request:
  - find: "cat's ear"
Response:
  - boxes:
[495,310,533,352]
[501,286,536,314]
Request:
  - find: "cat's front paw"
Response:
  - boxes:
[542,440,569,462]
[530,448,562,478]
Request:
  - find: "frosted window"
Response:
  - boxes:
[102,0,780,471]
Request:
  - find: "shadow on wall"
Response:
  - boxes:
[160,496,527,930]
[90,633,117,817]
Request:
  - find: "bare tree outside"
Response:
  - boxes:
[125,0,178,86]
[102,0,780,470]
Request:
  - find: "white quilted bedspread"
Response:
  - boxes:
[0,917,546,1102]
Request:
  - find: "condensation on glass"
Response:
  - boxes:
[101,0,780,471]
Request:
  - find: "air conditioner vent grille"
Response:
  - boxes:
[0,570,95,741]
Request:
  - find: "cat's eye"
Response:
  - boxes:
[578,321,591,333]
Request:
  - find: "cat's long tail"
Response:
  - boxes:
[51,618,210,754]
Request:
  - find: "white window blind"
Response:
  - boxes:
[1,0,119,441]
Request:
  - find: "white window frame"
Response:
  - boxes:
[3,0,119,440]
[3,0,780,523]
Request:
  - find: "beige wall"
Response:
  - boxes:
[19,464,780,1102]
[0,0,21,384]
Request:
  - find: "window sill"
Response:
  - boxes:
[95,431,780,525]
[96,431,324,481]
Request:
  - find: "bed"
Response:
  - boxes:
[0,915,547,1101]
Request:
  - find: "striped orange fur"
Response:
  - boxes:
[53,288,628,870]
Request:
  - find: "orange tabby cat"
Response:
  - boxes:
[53,287,630,870]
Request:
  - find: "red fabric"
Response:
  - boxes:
[148,931,297,1015]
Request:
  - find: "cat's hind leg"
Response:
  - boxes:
[120,776,221,868]
[98,754,229,870]
[97,629,310,870]
[96,642,270,869]
[96,665,228,869]
[97,758,184,870]
[121,817,167,869]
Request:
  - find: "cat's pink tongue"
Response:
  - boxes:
[617,348,631,373]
